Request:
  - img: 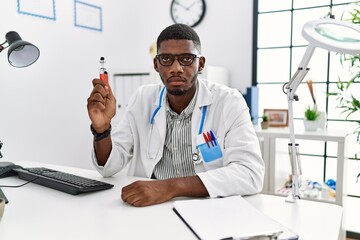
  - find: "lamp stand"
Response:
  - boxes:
[285,44,315,203]
[286,95,300,203]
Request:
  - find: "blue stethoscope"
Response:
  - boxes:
[147,86,206,163]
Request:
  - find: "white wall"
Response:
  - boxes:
[0,0,253,169]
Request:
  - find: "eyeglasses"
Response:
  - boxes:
[155,53,201,66]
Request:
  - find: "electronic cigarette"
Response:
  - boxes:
[99,57,108,86]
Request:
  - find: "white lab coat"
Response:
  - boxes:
[92,78,265,198]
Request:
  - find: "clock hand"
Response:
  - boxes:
[186,1,197,10]
[174,0,188,10]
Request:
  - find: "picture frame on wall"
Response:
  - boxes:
[263,109,289,127]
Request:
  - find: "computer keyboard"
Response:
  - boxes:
[14,167,114,195]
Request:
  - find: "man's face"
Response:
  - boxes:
[154,39,205,96]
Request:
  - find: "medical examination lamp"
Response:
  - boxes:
[0,31,40,68]
[285,17,360,203]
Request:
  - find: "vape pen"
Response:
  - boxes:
[99,57,108,86]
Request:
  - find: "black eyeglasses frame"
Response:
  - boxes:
[155,53,202,66]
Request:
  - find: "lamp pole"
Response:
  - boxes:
[285,44,315,203]
[0,141,7,203]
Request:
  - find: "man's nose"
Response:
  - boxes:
[170,57,184,72]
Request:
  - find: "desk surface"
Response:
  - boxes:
[0,162,343,240]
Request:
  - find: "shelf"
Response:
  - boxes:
[275,184,336,203]
[256,127,348,206]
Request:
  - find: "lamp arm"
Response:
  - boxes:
[0,40,8,53]
[286,92,301,203]
[286,44,316,100]
[0,140,2,158]
[285,44,316,203]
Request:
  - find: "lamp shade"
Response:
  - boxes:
[302,18,360,55]
[5,31,40,68]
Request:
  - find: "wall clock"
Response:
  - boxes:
[170,0,206,27]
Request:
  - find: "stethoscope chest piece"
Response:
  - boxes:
[192,152,202,164]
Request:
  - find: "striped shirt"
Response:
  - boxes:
[152,90,198,179]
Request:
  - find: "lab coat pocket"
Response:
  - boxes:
[196,131,223,170]
[197,143,223,163]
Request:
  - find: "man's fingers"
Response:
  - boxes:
[105,84,115,99]
[92,78,115,103]
[122,192,149,207]
[122,189,139,204]
[123,194,142,206]
[92,78,106,87]
[121,182,146,205]
[91,92,107,104]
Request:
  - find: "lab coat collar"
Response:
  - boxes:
[196,78,213,108]
[150,78,213,126]
[191,78,213,135]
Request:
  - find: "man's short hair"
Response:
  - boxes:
[157,23,201,53]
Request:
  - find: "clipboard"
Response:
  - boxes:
[173,196,299,240]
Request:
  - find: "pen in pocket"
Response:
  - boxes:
[210,130,217,146]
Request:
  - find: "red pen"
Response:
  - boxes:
[99,57,109,86]
[203,133,210,148]
[207,131,214,147]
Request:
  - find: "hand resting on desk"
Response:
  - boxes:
[121,175,208,207]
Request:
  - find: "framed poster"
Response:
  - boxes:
[17,0,56,20]
[264,109,289,127]
[74,0,102,31]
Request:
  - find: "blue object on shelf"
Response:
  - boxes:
[325,179,336,190]
[243,86,259,125]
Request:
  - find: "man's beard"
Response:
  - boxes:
[167,88,187,96]
[165,75,197,96]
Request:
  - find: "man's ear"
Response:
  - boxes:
[153,58,159,72]
[198,56,206,72]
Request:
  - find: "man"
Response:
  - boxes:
[87,24,264,207]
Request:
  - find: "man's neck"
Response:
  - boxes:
[167,88,196,114]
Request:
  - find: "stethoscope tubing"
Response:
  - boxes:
[147,86,207,162]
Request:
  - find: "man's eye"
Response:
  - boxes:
[181,56,192,62]
[161,56,172,62]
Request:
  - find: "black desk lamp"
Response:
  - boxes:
[0,31,40,208]
[0,31,40,68]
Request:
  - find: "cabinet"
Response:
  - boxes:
[113,73,152,118]
[255,127,348,206]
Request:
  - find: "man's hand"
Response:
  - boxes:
[121,180,174,207]
[87,79,116,133]
[87,78,116,166]
[121,176,209,207]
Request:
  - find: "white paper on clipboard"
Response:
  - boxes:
[173,196,299,240]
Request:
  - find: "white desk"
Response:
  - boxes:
[256,127,348,206]
[0,162,343,240]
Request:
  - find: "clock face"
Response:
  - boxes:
[170,0,206,27]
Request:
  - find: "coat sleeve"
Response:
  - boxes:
[91,116,134,177]
[197,94,265,198]
[91,88,142,177]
